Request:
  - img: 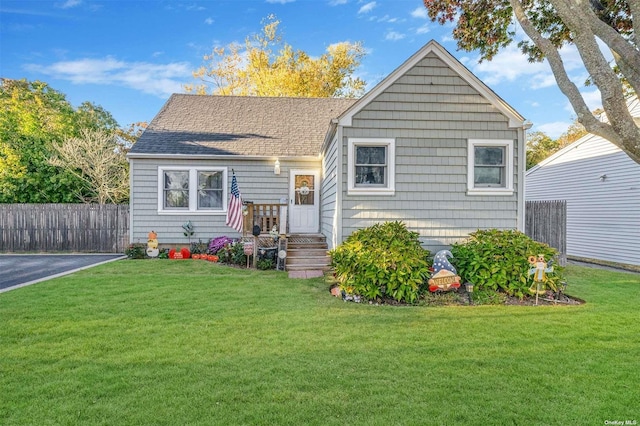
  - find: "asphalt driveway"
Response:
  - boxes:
[0,254,125,293]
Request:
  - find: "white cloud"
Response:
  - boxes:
[385,31,405,41]
[377,14,398,23]
[411,7,428,19]
[358,1,376,14]
[204,17,214,25]
[469,44,558,88]
[416,23,430,35]
[534,121,572,138]
[329,0,348,4]
[25,57,192,98]
[266,0,295,3]
[58,0,82,9]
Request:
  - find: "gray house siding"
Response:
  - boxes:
[129,157,317,245]
[320,135,340,248]
[337,53,521,253]
[526,135,640,266]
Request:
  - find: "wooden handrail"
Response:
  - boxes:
[243,203,287,236]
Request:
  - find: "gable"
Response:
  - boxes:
[337,40,524,128]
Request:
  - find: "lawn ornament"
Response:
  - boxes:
[428,250,461,292]
[146,231,159,258]
[168,247,191,259]
[528,254,554,305]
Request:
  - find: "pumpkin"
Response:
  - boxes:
[168,248,176,259]
[192,254,200,260]
[148,231,157,240]
[180,247,191,259]
[210,255,219,262]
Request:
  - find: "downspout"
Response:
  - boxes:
[518,120,533,232]
[127,156,134,247]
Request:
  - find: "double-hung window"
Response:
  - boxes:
[347,138,395,195]
[467,139,513,195]
[159,167,227,213]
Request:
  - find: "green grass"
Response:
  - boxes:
[1,261,638,425]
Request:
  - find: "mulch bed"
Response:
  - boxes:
[330,284,585,306]
[503,291,584,306]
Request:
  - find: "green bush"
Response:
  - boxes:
[330,221,431,304]
[125,243,147,259]
[257,258,275,270]
[450,229,564,299]
[217,241,247,266]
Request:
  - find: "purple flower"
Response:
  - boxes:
[208,236,235,254]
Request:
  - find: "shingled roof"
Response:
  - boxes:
[129,94,357,157]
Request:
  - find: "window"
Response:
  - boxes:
[347,138,395,195]
[197,171,224,209]
[467,139,513,195]
[163,170,189,209]
[158,167,227,213]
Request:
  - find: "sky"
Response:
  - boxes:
[1,0,604,138]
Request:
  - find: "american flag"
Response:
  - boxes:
[226,173,243,233]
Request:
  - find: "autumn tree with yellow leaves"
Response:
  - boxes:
[186,16,366,98]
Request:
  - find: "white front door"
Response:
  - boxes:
[289,169,320,234]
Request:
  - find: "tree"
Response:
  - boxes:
[555,117,588,149]
[527,117,590,168]
[0,78,141,203]
[0,78,86,202]
[526,131,558,169]
[186,16,366,98]
[422,0,640,164]
[49,129,130,204]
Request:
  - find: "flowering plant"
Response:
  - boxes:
[208,236,234,254]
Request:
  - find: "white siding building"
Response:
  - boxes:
[526,98,640,267]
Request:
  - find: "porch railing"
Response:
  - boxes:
[243,203,287,236]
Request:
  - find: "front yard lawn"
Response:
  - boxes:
[1,261,638,425]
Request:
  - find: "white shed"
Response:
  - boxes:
[526,98,640,267]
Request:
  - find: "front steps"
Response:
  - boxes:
[286,234,331,272]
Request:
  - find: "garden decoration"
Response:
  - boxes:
[428,250,461,292]
[277,237,287,271]
[528,254,554,305]
[168,247,191,259]
[269,225,279,242]
[146,231,159,258]
[182,221,194,244]
[243,242,254,268]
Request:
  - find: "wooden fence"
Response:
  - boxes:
[0,204,129,253]
[525,200,567,266]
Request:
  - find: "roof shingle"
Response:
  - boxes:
[129,94,357,157]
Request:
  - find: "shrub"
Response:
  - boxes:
[125,243,146,259]
[450,229,564,299]
[217,241,247,266]
[330,221,431,304]
[257,258,275,270]
[190,239,209,255]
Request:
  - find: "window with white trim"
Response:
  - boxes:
[467,139,514,195]
[158,167,227,213]
[347,138,395,195]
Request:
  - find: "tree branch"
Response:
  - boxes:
[509,1,612,134]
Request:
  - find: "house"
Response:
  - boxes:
[526,97,640,268]
[127,40,528,254]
